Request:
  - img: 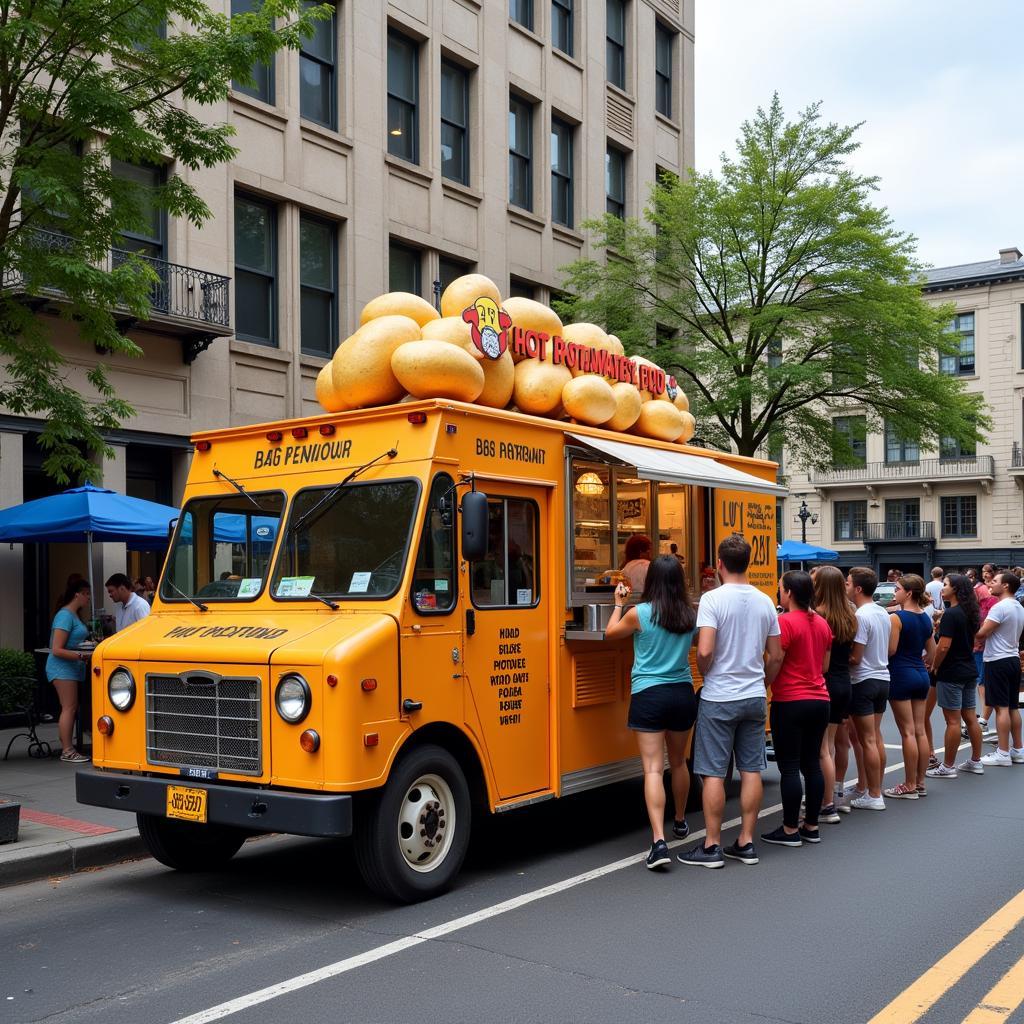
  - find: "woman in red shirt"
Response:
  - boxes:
[762,570,833,848]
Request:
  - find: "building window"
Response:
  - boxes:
[440,60,469,185]
[551,117,574,229]
[389,239,421,295]
[387,30,418,164]
[940,312,975,376]
[606,0,626,90]
[509,0,533,31]
[508,278,536,300]
[885,498,921,538]
[832,415,867,466]
[834,500,867,541]
[299,214,337,356]
[884,421,919,464]
[941,495,977,538]
[508,95,533,211]
[552,0,573,55]
[606,145,626,219]
[299,0,336,128]
[231,0,274,104]
[234,194,277,346]
[939,433,977,460]
[767,337,782,369]
[655,22,673,118]
[439,255,471,296]
[112,160,166,259]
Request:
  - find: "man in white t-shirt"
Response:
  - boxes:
[678,533,782,870]
[106,573,151,632]
[925,567,944,612]
[976,571,1024,766]
[845,567,892,810]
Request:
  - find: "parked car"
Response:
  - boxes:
[872,583,899,609]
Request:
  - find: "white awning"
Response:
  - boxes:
[568,434,788,497]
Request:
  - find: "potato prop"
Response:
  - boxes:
[316,361,348,412]
[675,410,696,444]
[561,375,617,426]
[502,297,563,363]
[391,340,485,402]
[421,316,475,351]
[476,350,515,408]
[359,291,439,328]
[332,315,421,408]
[562,322,610,377]
[607,334,625,357]
[631,355,663,402]
[632,400,684,442]
[440,273,501,319]
[513,358,572,415]
[605,381,643,432]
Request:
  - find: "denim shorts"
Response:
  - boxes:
[693,695,767,778]
[936,678,977,711]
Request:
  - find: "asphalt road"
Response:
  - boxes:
[3,718,1024,1024]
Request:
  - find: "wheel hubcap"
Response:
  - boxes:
[397,773,456,872]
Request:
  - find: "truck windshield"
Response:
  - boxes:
[271,479,420,600]
[161,492,285,602]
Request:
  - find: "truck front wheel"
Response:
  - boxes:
[355,744,471,903]
[137,813,248,872]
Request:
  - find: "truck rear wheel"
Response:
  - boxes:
[137,813,247,872]
[355,744,471,903]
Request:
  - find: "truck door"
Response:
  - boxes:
[462,487,550,800]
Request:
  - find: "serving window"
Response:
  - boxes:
[471,497,539,608]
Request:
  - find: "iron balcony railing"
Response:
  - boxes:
[863,521,936,542]
[3,228,230,330]
[1012,442,1023,469]
[810,456,995,486]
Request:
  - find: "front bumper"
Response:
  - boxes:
[76,769,353,838]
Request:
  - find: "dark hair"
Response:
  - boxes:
[623,534,652,563]
[898,573,928,608]
[996,570,1021,593]
[58,578,91,608]
[105,572,132,590]
[641,555,696,634]
[945,573,980,636]
[781,570,814,611]
[848,566,878,598]
[718,533,751,574]
[812,565,857,645]
[931,566,943,578]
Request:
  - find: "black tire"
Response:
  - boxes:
[354,743,471,903]
[137,813,247,872]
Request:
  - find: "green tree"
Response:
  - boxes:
[0,0,324,482]
[559,95,987,463]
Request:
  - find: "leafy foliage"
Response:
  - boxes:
[0,648,36,712]
[559,95,988,461]
[0,0,326,482]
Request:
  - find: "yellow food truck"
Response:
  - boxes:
[77,283,785,901]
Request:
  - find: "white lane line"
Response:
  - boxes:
[170,744,968,1024]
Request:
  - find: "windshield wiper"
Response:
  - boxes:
[212,468,267,512]
[308,590,339,611]
[162,576,209,613]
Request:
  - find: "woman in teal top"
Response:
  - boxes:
[45,579,92,763]
[605,555,697,870]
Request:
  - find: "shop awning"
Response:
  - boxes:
[568,434,788,497]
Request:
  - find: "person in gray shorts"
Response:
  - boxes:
[678,534,782,869]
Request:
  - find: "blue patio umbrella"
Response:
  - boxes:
[777,539,840,563]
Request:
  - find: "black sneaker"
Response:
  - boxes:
[671,818,689,840]
[723,840,759,865]
[797,825,821,844]
[645,840,672,870]
[761,825,803,847]
[677,843,725,868]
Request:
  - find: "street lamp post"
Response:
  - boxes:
[795,499,818,544]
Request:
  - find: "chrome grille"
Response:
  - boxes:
[146,672,261,775]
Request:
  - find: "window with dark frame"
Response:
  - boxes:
[940,312,975,376]
[509,0,534,31]
[231,0,274,103]
[440,60,469,185]
[655,22,673,118]
[833,500,867,541]
[552,0,573,55]
[941,495,977,538]
[832,415,867,466]
[299,0,336,129]
[884,421,919,464]
[439,256,471,296]
[389,239,421,295]
[508,278,536,300]
[234,194,277,346]
[471,497,539,608]
[939,432,977,460]
[606,145,625,218]
[387,30,419,163]
[299,214,337,356]
[112,159,166,259]
[551,116,573,228]
[508,95,533,211]
[606,0,626,90]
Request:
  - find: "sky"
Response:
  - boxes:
[694,1,1024,270]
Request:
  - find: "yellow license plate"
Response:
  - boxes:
[166,785,208,823]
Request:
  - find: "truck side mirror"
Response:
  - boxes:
[460,490,489,562]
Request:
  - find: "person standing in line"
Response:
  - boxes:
[760,571,832,848]
[678,534,783,869]
[976,571,1024,766]
[105,572,151,631]
[925,567,945,613]
[812,565,857,821]
[604,556,699,870]
[974,565,999,739]
[883,575,936,799]
[44,579,93,763]
[845,567,891,810]
[926,574,984,779]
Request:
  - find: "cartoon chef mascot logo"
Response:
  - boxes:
[666,375,679,401]
[463,296,512,359]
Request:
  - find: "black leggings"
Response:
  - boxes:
[770,699,830,828]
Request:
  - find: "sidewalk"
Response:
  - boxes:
[0,723,147,887]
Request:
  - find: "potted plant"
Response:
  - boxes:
[0,648,37,730]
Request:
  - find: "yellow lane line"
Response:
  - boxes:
[867,888,1024,1024]
[959,949,1024,1024]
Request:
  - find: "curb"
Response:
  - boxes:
[0,829,148,888]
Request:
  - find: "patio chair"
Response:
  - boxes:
[2,676,54,760]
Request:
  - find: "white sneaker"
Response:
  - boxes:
[850,794,885,811]
[957,759,985,775]
[925,763,957,778]
[1011,748,1024,764]
[980,750,1012,767]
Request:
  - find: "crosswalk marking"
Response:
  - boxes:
[959,949,1024,1024]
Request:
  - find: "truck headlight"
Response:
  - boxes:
[108,668,136,712]
[275,674,311,724]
